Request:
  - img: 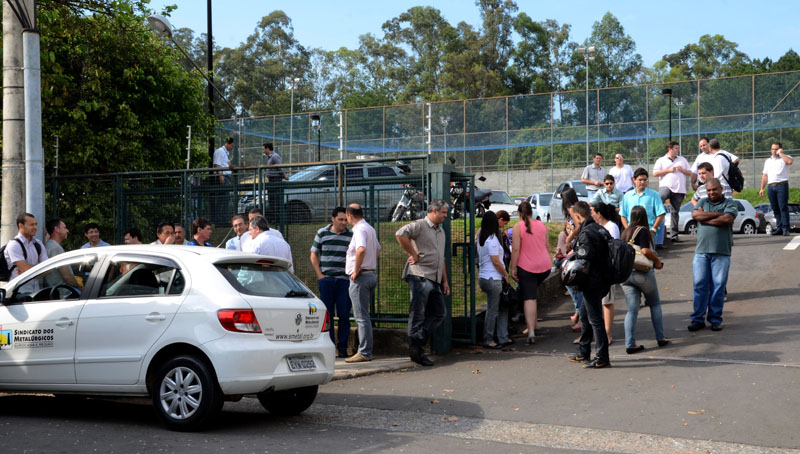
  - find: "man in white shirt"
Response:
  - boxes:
[708,139,740,188]
[344,203,381,363]
[759,141,794,236]
[151,222,175,245]
[691,137,714,190]
[212,137,234,223]
[608,153,634,192]
[243,215,294,272]
[241,208,284,250]
[653,141,691,242]
[225,215,249,251]
[581,153,606,197]
[4,213,48,287]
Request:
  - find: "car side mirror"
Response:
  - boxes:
[554,193,561,200]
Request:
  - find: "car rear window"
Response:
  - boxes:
[216,263,314,298]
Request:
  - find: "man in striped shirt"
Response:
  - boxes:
[310,207,354,358]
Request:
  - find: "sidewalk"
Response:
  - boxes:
[332,355,420,381]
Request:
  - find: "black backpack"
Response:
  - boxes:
[606,235,635,285]
[0,238,43,281]
[720,153,744,193]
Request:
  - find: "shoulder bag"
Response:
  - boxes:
[629,226,655,272]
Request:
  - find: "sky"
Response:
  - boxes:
[148,0,797,67]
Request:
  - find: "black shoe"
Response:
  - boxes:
[626,345,645,354]
[567,353,588,362]
[411,354,434,367]
[688,322,705,332]
[772,230,784,236]
[582,358,611,369]
[670,237,682,243]
[655,244,665,250]
[710,324,723,331]
[657,339,670,347]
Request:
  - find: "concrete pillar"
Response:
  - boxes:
[429,164,454,354]
[2,3,27,244]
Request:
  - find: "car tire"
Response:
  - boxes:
[288,202,312,224]
[741,220,756,235]
[152,355,223,432]
[686,221,698,236]
[257,385,318,416]
[765,223,774,235]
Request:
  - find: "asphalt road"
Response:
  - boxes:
[2,234,799,453]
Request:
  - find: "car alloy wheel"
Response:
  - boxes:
[152,356,222,431]
[686,221,698,236]
[741,220,756,235]
[765,223,774,235]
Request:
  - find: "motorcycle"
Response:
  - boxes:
[450,176,491,219]
[391,183,426,222]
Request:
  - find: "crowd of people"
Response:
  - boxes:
[3,137,792,371]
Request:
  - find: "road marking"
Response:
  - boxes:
[307,404,798,453]
[783,236,800,251]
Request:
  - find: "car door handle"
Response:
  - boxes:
[55,319,74,327]
[145,313,166,322]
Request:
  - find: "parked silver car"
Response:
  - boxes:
[754,203,800,234]
[237,162,408,223]
[678,199,760,235]
[526,192,553,222]
[548,181,591,222]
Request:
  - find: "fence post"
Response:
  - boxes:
[430,163,454,354]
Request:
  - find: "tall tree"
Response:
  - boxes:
[569,12,643,89]
[660,34,750,79]
[475,0,517,76]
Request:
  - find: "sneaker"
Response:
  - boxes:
[582,358,611,369]
[626,345,645,355]
[710,324,723,331]
[657,339,670,347]
[410,353,434,367]
[687,322,705,332]
[344,352,373,363]
[567,353,588,362]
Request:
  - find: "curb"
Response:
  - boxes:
[332,357,422,381]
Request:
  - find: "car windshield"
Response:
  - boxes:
[489,191,513,204]
[570,182,589,197]
[538,194,552,206]
[216,262,313,298]
[289,166,331,182]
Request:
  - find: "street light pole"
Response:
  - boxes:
[286,77,299,162]
[311,114,321,162]
[576,46,596,166]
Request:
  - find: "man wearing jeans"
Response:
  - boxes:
[396,199,451,367]
[759,142,793,236]
[689,178,737,332]
[344,204,381,363]
[653,141,691,242]
[310,207,353,358]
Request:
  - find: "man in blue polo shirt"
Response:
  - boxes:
[590,174,623,209]
[620,168,666,241]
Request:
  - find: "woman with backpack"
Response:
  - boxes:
[510,202,551,344]
[619,206,669,354]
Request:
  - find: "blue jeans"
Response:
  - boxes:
[479,278,508,344]
[768,183,790,232]
[691,253,731,325]
[621,270,665,348]
[319,277,351,354]
[349,272,377,357]
[577,287,610,362]
[407,275,447,347]
[567,285,583,313]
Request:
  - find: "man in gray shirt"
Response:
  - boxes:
[581,153,606,197]
[44,218,81,289]
[396,199,451,367]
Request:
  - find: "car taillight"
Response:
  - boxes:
[218,309,262,333]
[321,312,330,332]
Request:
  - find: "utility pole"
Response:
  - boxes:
[2,0,32,244]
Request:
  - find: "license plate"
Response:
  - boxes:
[286,356,316,372]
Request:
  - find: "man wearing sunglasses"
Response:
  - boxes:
[653,141,691,242]
[590,175,623,209]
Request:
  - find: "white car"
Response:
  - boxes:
[0,246,334,431]
[675,199,760,235]
[486,190,522,219]
[548,181,591,222]
[526,192,553,222]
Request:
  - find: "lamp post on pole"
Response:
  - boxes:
[311,114,321,162]
[676,100,684,154]
[576,46,596,166]
[662,88,673,141]
[286,77,299,162]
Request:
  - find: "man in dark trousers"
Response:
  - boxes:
[567,201,613,369]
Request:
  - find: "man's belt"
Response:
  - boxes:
[769,181,788,186]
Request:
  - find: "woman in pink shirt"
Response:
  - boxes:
[510,202,552,344]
